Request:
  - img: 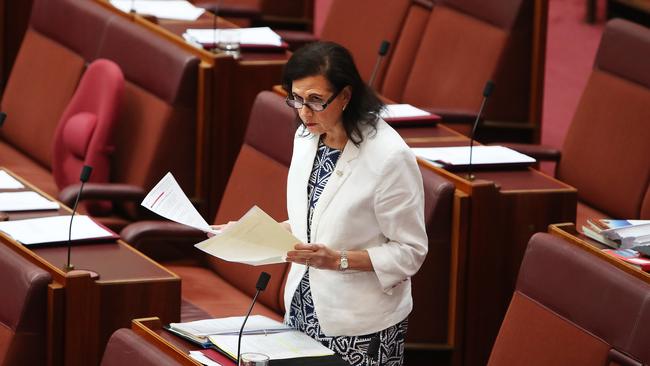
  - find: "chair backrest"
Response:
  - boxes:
[409,165,454,344]
[319,0,412,86]
[1,0,200,200]
[100,328,184,366]
[557,19,650,219]
[488,232,650,365]
[52,59,124,214]
[0,244,51,366]
[381,0,525,114]
[208,91,296,314]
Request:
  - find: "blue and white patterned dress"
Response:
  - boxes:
[286,138,408,366]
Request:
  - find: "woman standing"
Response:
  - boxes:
[282,42,428,366]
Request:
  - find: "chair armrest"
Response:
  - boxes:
[58,183,147,207]
[120,220,206,246]
[495,143,562,162]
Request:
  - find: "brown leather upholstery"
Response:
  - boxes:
[409,166,454,343]
[0,244,52,366]
[557,19,650,220]
[100,328,185,366]
[488,233,650,365]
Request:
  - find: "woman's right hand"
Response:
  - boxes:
[207,221,237,237]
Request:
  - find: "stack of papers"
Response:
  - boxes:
[167,315,333,360]
[0,191,59,211]
[184,27,283,47]
[380,104,439,125]
[0,215,117,246]
[583,219,650,249]
[109,0,205,21]
[412,145,536,170]
[0,170,24,189]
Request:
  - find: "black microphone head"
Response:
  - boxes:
[79,165,93,183]
[255,271,271,291]
[0,112,6,128]
[483,81,495,98]
[378,40,390,56]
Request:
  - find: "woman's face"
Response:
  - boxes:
[290,74,350,137]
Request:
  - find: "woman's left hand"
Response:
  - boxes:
[286,243,339,270]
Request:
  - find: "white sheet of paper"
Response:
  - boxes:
[170,315,291,336]
[209,331,334,360]
[189,351,223,366]
[109,0,205,20]
[195,206,298,265]
[0,191,59,211]
[411,145,536,166]
[603,223,650,249]
[380,104,431,118]
[185,27,282,46]
[141,172,218,234]
[0,215,114,245]
[0,170,24,189]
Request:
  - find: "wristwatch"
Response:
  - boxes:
[339,250,349,271]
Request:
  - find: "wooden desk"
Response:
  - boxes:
[0,168,181,366]
[130,317,349,366]
[406,129,577,366]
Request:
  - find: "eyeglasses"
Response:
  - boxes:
[285,89,341,112]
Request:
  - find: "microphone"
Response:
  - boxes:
[368,40,390,89]
[64,165,93,271]
[466,81,495,181]
[366,335,380,366]
[237,271,271,363]
[0,112,6,128]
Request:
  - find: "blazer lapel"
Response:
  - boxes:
[310,139,359,241]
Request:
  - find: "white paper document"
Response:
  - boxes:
[195,206,298,265]
[0,215,115,245]
[170,315,291,337]
[109,0,205,21]
[141,172,219,234]
[184,27,282,46]
[412,145,536,167]
[189,351,223,366]
[0,170,24,189]
[0,191,59,211]
[603,223,650,249]
[209,331,334,360]
[380,104,431,118]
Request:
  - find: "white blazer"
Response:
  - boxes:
[283,119,428,336]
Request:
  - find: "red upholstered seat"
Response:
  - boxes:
[488,232,650,365]
[52,59,124,214]
[0,244,52,366]
[100,328,185,366]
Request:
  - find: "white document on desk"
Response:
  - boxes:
[195,206,298,265]
[141,172,219,234]
[109,0,205,21]
[0,215,115,245]
[412,145,536,166]
[0,191,59,211]
[209,330,334,360]
[185,27,283,46]
[0,170,25,189]
[380,104,431,118]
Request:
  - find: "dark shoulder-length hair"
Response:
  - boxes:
[281,41,384,145]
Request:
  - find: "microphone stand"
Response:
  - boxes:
[64,165,93,272]
[467,81,495,181]
[237,271,270,364]
[368,40,390,90]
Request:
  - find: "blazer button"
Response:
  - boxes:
[336,170,343,177]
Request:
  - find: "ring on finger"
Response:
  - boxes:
[305,258,311,267]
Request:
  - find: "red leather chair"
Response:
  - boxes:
[506,19,650,226]
[100,328,185,366]
[489,232,650,365]
[52,59,124,214]
[0,244,51,366]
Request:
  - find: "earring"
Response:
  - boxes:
[342,104,347,111]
